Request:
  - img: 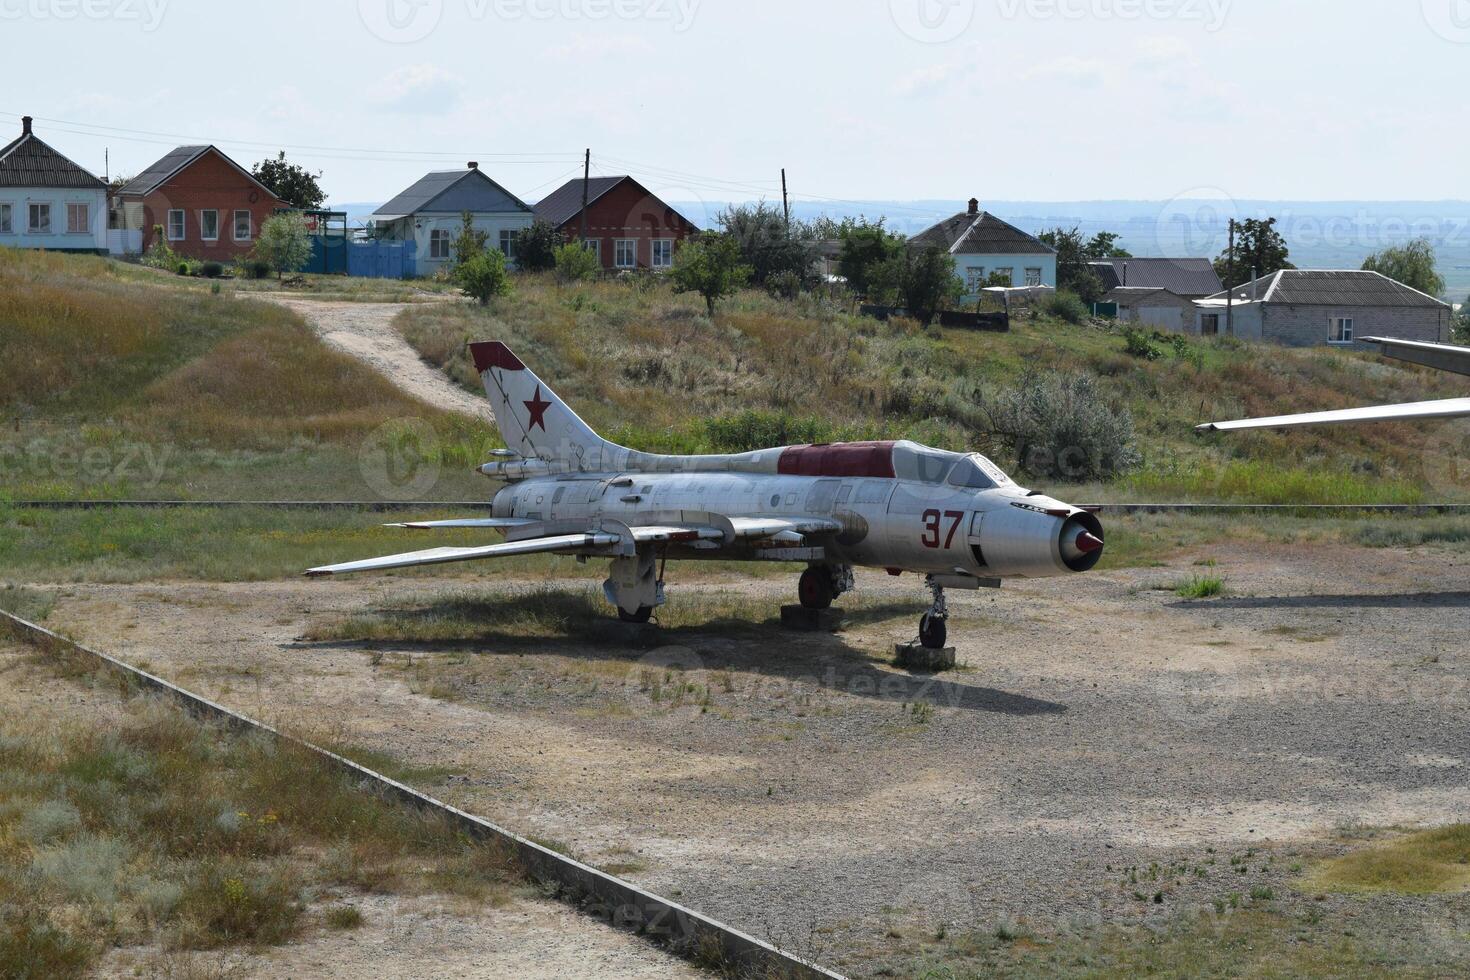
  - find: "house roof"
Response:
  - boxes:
[910,208,1055,256]
[372,167,531,221]
[0,130,105,189]
[117,145,279,199]
[532,174,700,232]
[1201,269,1450,309]
[1104,286,1190,307]
[1090,257,1222,296]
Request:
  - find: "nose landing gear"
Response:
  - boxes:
[919,576,948,650]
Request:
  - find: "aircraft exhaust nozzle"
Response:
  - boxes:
[1059,516,1105,572]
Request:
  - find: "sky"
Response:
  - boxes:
[4,0,1469,211]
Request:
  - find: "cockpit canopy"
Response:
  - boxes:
[891,441,1014,490]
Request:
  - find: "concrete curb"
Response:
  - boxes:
[0,609,844,980]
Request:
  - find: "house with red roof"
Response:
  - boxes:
[534,175,699,272]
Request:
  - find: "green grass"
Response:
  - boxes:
[1174,575,1225,599]
[0,585,54,622]
[0,642,523,977]
[1309,826,1470,895]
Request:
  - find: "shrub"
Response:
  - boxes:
[553,241,600,283]
[1044,290,1088,324]
[515,220,562,272]
[177,864,302,948]
[200,261,223,279]
[455,249,510,305]
[254,212,311,281]
[1122,326,1163,360]
[765,269,803,301]
[176,261,192,277]
[141,227,179,271]
[985,372,1142,481]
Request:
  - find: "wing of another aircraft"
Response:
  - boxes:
[386,518,538,530]
[306,516,843,577]
[1197,397,1470,432]
[1363,337,1470,378]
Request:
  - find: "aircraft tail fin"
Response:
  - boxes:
[469,342,612,467]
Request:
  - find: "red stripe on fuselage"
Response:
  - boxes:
[470,341,526,374]
[777,442,896,479]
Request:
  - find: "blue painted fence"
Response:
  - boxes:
[348,239,417,279]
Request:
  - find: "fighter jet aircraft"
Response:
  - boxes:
[308,342,1105,649]
[1198,337,1470,431]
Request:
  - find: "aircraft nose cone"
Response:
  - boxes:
[1075,531,1104,554]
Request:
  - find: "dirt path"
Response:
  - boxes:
[264,296,494,423]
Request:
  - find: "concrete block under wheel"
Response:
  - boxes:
[895,642,957,671]
[780,605,846,632]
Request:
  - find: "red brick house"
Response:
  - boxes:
[115,145,287,260]
[533,175,700,271]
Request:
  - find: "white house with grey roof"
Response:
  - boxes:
[370,163,533,274]
[909,198,1057,297]
[0,116,108,254]
[1191,269,1453,347]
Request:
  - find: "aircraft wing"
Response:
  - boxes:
[306,532,620,577]
[386,518,538,530]
[307,516,841,577]
[1363,337,1470,378]
[1197,398,1470,432]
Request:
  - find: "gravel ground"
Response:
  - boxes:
[25,537,1470,976]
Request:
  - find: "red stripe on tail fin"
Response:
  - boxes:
[470,342,525,374]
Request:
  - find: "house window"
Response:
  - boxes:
[965,267,986,292]
[167,209,185,241]
[1329,317,1354,344]
[614,239,638,269]
[651,239,673,269]
[582,238,600,260]
[200,210,219,241]
[233,210,252,242]
[0,204,11,234]
[66,203,89,234]
[28,203,51,234]
[1024,267,1043,286]
[499,229,518,260]
[994,267,1014,286]
[429,229,451,260]
[1201,313,1220,336]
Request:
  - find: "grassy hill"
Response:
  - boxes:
[399,274,1470,504]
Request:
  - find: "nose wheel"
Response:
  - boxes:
[919,577,949,650]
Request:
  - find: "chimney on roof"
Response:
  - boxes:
[22,116,33,137]
[467,161,478,170]
[967,197,979,216]
[1122,261,1128,287]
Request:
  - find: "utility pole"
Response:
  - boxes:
[579,149,590,243]
[780,168,790,232]
[1225,218,1236,337]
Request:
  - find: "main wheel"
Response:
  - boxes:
[618,606,653,624]
[919,613,947,650]
[798,567,835,610]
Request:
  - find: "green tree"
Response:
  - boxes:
[516,220,563,272]
[253,212,311,281]
[871,245,963,324]
[456,249,510,305]
[1037,227,1106,304]
[1214,217,1293,287]
[1456,295,1470,343]
[670,233,751,315]
[451,211,488,267]
[1361,238,1446,297]
[1085,231,1131,259]
[836,219,905,297]
[718,202,815,285]
[553,241,600,283]
[251,152,326,210]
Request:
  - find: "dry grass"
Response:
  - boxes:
[1309,826,1470,894]
[396,272,1470,502]
[0,650,522,977]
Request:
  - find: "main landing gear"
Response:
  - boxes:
[919,576,948,650]
[798,564,854,611]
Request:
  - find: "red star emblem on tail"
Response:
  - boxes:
[523,385,551,431]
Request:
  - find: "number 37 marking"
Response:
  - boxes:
[921,510,965,549]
